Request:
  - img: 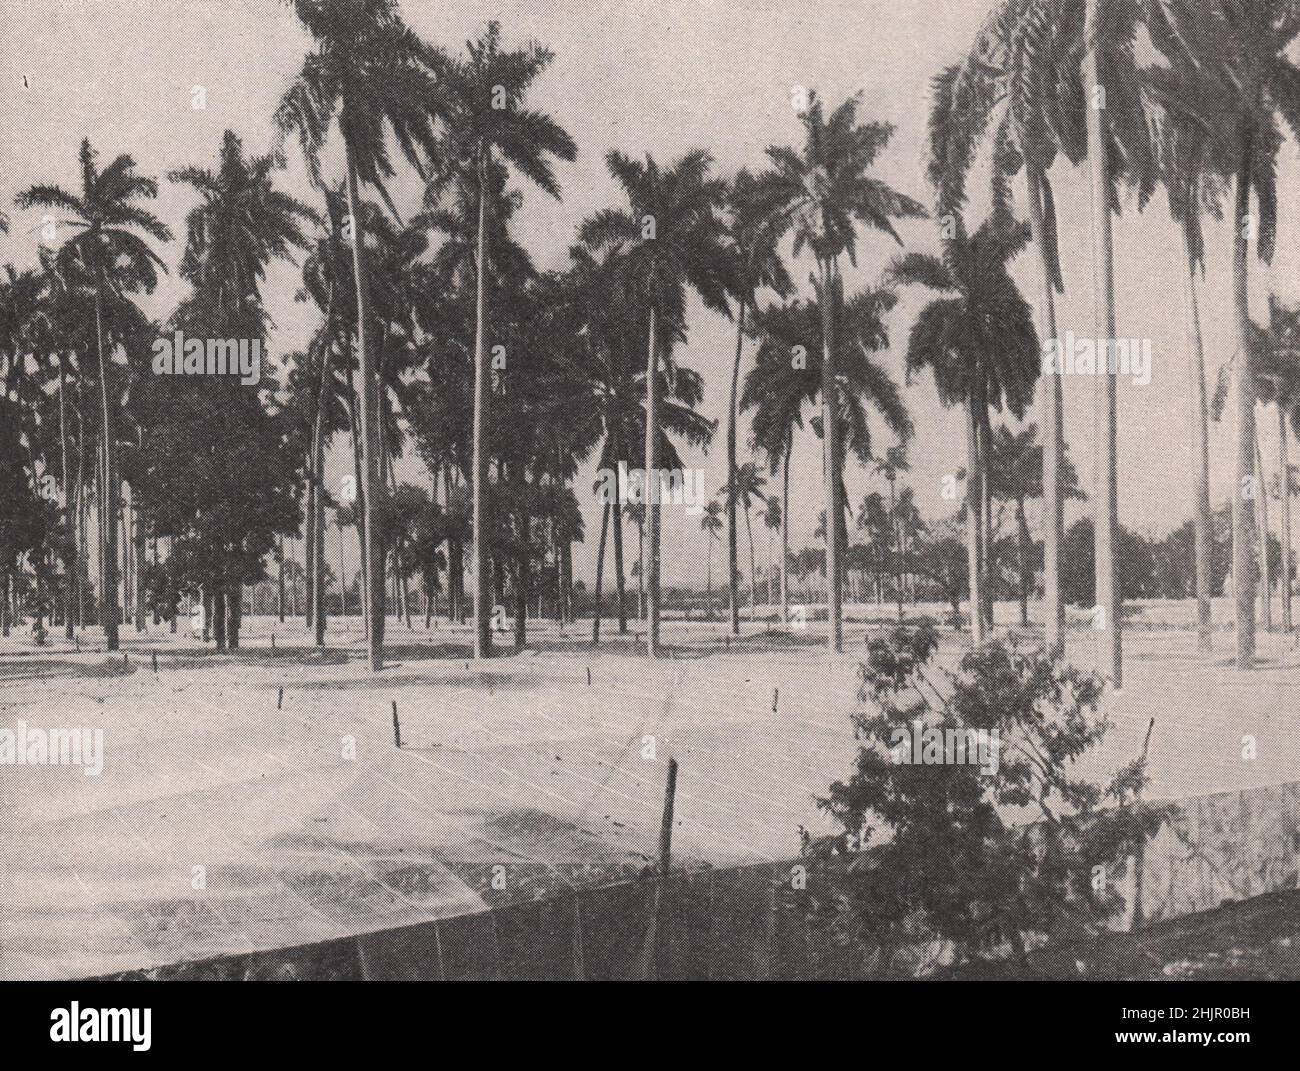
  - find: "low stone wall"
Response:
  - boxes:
[103,779,1300,980]
[1128,780,1300,927]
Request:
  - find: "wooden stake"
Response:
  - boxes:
[772,688,779,713]
[640,756,678,980]
[277,686,283,710]
[151,650,158,674]
[392,700,402,748]
[586,666,591,686]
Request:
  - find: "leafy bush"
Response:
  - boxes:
[802,623,1165,974]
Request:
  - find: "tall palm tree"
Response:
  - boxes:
[429,21,576,659]
[276,0,442,671]
[16,139,171,652]
[760,494,782,609]
[723,461,767,622]
[1144,17,1238,653]
[700,499,723,618]
[1256,299,1300,632]
[888,215,1040,645]
[873,444,910,619]
[743,291,911,627]
[722,168,791,636]
[580,149,731,657]
[1211,1,1300,668]
[765,91,927,651]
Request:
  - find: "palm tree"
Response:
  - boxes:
[985,424,1085,626]
[700,499,723,618]
[276,0,442,672]
[929,0,1174,655]
[765,91,927,651]
[1256,299,1300,632]
[1144,20,1239,653]
[16,139,171,652]
[888,215,1040,644]
[429,21,576,659]
[722,168,791,636]
[744,291,911,627]
[760,494,782,609]
[873,444,910,619]
[1212,2,1300,668]
[723,461,767,622]
[580,149,731,657]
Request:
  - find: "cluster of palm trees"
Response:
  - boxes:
[4,0,1300,688]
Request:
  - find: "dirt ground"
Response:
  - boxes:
[2,598,1298,979]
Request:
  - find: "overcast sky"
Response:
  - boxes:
[6,0,1300,591]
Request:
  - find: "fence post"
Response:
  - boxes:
[572,893,586,981]
[640,756,678,980]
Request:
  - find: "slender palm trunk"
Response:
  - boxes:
[1257,432,1272,632]
[613,496,627,633]
[1083,0,1122,686]
[338,521,348,623]
[965,398,985,644]
[705,538,713,616]
[726,302,746,635]
[1230,146,1258,669]
[780,438,790,625]
[645,305,663,656]
[305,463,317,629]
[93,288,119,650]
[471,146,492,660]
[277,536,286,623]
[343,136,384,671]
[314,426,326,646]
[57,360,74,639]
[1026,164,1065,653]
[820,261,844,652]
[592,501,610,644]
[1182,211,1214,652]
[133,489,145,632]
[744,506,757,624]
[1279,404,1293,632]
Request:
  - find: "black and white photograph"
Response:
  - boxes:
[1,0,1296,1052]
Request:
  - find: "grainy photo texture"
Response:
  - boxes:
[2,0,1300,995]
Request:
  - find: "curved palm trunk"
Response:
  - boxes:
[1279,404,1293,632]
[471,147,492,660]
[1026,163,1065,655]
[965,398,985,645]
[343,138,384,672]
[94,288,119,651]
[1257,432,1272,632]
[645,305,662,657]
[1230,148,1258,669]
[1182,211,1214,652]
[726,303,745,635]
[820,262,844,652]
[1083,0,1122,687]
